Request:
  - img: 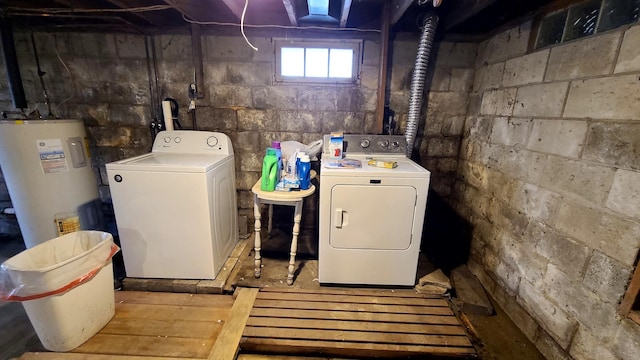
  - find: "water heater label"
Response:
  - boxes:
[37,139,69,173]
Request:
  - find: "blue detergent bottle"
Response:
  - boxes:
[298,155,311,190]
[261,148,278,191]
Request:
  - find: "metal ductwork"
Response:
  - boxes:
[405,13,439,158]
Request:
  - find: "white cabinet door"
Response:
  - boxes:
[329,184,416,250]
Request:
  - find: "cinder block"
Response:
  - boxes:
[249,37,275,62]
[489,147,548,184]
[449,68,474,92]
[266,86,298,110]
[428,67,451,91]
[205,36,254,60]
[195,107,237,131]
[494,260,521,294]
[236,172,260,191]
[614,24,640,73]
[564,75,640,120]
[540,156,614,205]
[278,111,321,133]
[511,183,561,223]
[545,32,620,81]
[155,35,192,60]
[583,122,640,170]
[612,319,640,360]
[606,169,640,219]
[226,62,272,86]
[389,65,412,91]
[68,33,117,58]
[234,131,261,152]
[108,105,148,127]
[480,89,516,116]
[502,49,549,87]
[362,39,380,66]
[476,21,531,67]
[391,37,419,66]
[203,62,227,85]
[426,137,460,157]
[237,109,275,131]
[210,85,252,108]
[527,119,587,158]
[534,330,571,359]
[434,42,477,68]
[237,190,254,209]
[322,111,365,133]
[360,65,379,90]
[555,200,640,266]
[529,221,588,279]
[543,264,619,338]
[298,88,338,111]
[473,62,505,91]
[490,117,531,147]
[514,82,568,117]
[583,251,632,305]
[499,238,547,285]
[518,279,576,348]
[237,152,262,172]
[427,91,469,116]
[569,327,618,360]
[115,34,146,59]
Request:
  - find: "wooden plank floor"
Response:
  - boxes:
[19,291,234,360]
[239,288,477,359]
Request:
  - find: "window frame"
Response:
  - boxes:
[274,38,362,85]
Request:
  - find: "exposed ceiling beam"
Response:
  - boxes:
[443,0,498,30]
[104,0,170,26]
[339,0,352,28]
[390,0,413,25]
[282,0,298,26]
[220,0,244,20]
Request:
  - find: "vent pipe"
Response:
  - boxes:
[405,14,438,158]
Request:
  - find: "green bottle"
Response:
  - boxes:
[261,148,278,191]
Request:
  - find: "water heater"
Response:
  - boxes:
[0,119,103,248]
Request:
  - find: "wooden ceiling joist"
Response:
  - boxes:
[220,0,244,20]
[282,0,298,26]
[339,0,352,27]
[390,0,413,25]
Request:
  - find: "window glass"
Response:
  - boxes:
[329,49,353,78]
[305,48,329,77]
[563,0,601,41]
[598,0,640,31]
[281,47,305,77]
[536,10,568,49]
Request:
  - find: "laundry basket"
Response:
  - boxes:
[0,231,119,352]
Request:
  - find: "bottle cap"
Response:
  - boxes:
[301,155,310,162]
[272,141,281,149]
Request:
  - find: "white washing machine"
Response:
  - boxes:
[319,134,430,286]
[106,130,238,280]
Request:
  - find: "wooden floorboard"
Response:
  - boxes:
[240,288,477,359]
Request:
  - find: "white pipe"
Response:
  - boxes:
[162,100,174,131]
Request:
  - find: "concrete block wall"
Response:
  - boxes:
[389,36,477,198]
[457,20,640,359]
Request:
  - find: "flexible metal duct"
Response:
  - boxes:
[406,14,439,158]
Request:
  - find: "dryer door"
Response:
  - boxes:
[329,184,416,250]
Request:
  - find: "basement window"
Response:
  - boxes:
[274,39,361,84]
[533,0,640,50]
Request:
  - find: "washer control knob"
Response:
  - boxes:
[360,139,370,148]
[207,136,218,147]
[114,174,123,183]
[378,140,389,148]
[391,141,400,148]
[174,137,181,143]
[164,137,171,143]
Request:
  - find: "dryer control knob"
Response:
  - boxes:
[391,141,400,148]
[378,140,389,148]
[360,139,370,148]
[207,136,218,147]
[174,137,181,143]
[164,137,171,143]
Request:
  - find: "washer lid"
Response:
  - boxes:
[106,152,232,173]
[322,155,430,178]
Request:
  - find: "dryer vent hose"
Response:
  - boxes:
[406,14,439,158]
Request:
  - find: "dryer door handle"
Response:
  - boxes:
[334,208,344,228]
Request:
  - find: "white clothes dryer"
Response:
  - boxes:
[319,134,430,286]
[106,130,237,280]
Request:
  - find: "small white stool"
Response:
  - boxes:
[251,180,316,285]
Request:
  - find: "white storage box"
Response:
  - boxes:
[0,231,119,351]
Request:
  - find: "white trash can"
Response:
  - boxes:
[0,231,119,352]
